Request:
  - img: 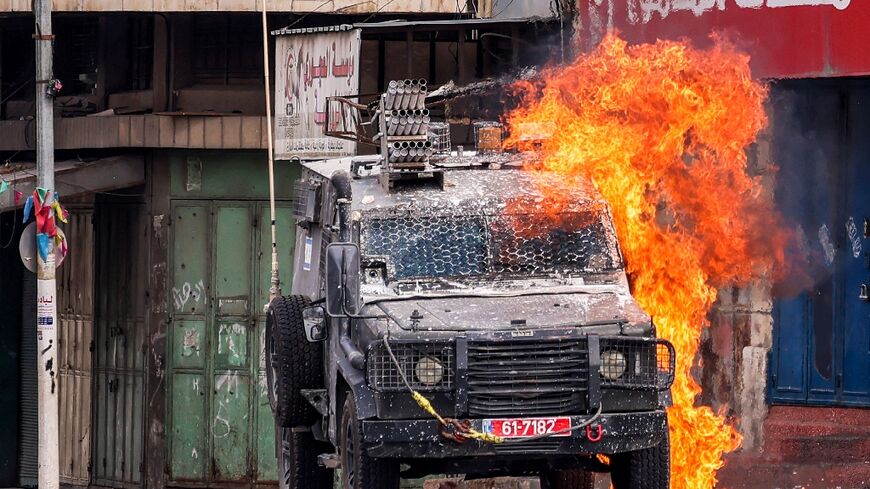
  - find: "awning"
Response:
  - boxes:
[272,17,552,36]
[0,155,145,212]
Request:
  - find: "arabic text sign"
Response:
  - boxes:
[576,0,870,78]
[274,29,360,159]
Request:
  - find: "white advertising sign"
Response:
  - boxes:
[274,29,361,159]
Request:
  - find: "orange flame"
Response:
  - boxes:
[505,35,787,488]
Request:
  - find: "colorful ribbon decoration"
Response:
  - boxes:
[21,187,69,262]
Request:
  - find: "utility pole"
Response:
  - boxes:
[33,1,60,488]
[261,0,280,302]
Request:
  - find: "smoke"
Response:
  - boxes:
[768,82,839,299]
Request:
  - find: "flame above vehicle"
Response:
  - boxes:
[505,35,789,488]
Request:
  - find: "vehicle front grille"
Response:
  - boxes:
[493,440,562,454]
[466,339,589,417]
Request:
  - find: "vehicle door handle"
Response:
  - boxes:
[860,284,869,302]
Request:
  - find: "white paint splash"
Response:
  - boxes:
[846,217,861,259]
[217,323,245,366]
[818,224,836,266]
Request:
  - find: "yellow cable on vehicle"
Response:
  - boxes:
[410,391,446,425]
[381,336,601,445]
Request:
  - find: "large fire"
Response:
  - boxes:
[505,36,786,488]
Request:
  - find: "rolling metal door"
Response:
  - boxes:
[57,207,95,486]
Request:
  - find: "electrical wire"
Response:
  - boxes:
[5,167,146,198]
[493,0,517,18]
[283,0,335,29]
[0,207,18,249]
[361,0,398,24]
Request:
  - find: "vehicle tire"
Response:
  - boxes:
[609,429,670,489]
[266,295,322,427]
[541,468,595,489]
[277,427,333,489]
[339,395,400,489]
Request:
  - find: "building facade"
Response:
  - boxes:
[571,1,870,486]
[0,2,567,488]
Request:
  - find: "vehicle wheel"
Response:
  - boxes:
[541,468,595,489]
[277,427,333,489]
[610,429,670,489]
[266,295,323,427]
[339,395,400,489]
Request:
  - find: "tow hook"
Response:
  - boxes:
[586,424,604,442]
[440,419,470,443]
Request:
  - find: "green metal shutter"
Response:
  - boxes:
[167,201,295,485]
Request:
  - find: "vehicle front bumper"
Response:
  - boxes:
[361,410,667,458]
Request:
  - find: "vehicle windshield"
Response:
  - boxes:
[360,211,621,282]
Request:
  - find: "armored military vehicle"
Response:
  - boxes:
[265,80,675,489]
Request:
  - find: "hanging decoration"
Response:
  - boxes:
[45,78,63,98]
[20,187,69,262]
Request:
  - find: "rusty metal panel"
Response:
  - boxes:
[170,373,208,479]
[168,203,210,482]
[211,204,253,481]
[254,204,295,480]
[211,372,251,479]
[93,200,147,488]
[57,207,95,487]
[576,0,870,79]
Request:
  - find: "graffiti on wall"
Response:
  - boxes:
[172,279,206,311]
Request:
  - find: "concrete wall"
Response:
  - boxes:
[700,128,776,452]
[489,0,559,18]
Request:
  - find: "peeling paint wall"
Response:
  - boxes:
[164,153,300,485]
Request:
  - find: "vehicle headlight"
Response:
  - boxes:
[600,350,627,380]
[415,356,445,386]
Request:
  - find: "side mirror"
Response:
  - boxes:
[325,243,361,317]
[302,305,328,342]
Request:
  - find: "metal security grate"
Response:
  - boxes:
[367,342,454,392]
[291,180,321,223]
[467,339,589,417]
[599,338,675,390]
[364,216,488,279]
[361,212,617,281]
